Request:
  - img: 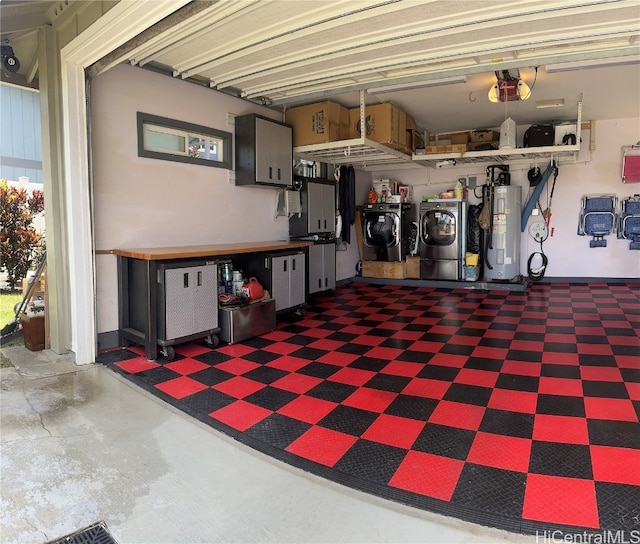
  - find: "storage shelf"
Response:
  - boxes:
[292,98,583,171]
[412,144,581,167]
[293,137,417,171]
[294,139,580,170]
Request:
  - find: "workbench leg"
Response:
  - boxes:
[145,260,158,361]
[117,256,129,348]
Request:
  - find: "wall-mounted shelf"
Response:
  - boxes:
[412,143,581,168]
[294,139,581,171]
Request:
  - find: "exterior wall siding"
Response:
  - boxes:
[0,83,43,183]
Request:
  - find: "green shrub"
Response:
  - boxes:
[0,180,45,290]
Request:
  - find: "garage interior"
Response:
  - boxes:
[1,1,639,542]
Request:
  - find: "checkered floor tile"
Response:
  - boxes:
[100,282,640,536]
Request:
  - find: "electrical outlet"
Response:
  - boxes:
[467,176,477,189]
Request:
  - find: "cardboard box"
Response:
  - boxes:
[349,103,409,152]
[285,101,350,146]
[361,261,405,279]
[405,256,420,279]
[451,132,470,145]
[20,313,45,351]
[420,144,468,154]
[22,272,46,300]
[405,114,424,153]
[408,131,424,153]
[470,130,499,143]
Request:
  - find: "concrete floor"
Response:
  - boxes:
[1,345,536,544]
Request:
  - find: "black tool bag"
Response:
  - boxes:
[523,125,555,147]
[467,204,483,254]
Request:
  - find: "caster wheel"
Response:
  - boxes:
[162,346,175,360]
[206,334,219,347]
[295,307,306,318]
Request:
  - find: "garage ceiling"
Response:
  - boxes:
[2,0,640,133]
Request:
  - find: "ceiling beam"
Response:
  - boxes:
[86,0,209,78]
[177,0,398,76]
[235,29,639,99]
[206,3,639,91]
[132,0,264,68]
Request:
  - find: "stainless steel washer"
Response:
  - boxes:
[362,203,414,262]
[420,200,467,280]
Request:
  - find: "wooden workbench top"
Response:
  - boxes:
[111,240,313,261]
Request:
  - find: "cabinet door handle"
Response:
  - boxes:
[318,278,322,289]
[183,272,189,288]
[269,166,273,179]
[277,168,281,181]
[325,277,328,287]
[284,260,287,272]
[317,219,321,230]
[197,271,202,286]
[292,258,296,271]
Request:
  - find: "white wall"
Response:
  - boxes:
[373,118,640,280]
[92,65,363,335]
[92,65,290,334]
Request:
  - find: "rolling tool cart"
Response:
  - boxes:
[119,257,220,361]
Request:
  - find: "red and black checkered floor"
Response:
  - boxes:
[100,282,640,536]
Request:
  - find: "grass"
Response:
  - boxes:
[1,290,23,328]
[1,290,25,367]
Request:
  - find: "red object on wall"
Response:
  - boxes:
[622,152,640,183]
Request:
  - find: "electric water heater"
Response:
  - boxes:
[484,185,522,281]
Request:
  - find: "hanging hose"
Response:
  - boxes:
[527,245,548,281]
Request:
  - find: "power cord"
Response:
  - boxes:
[527,245,548,281]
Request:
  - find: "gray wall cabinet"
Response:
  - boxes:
[289,178,336,237]
[235,113,293,187]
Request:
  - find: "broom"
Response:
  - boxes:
[1,252,47,338]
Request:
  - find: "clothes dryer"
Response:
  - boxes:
[419,200,467,280]
[362,203,414,262]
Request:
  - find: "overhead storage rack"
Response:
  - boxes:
[413,98,582,168]
[293,96,583,171]
[293,138,416,171]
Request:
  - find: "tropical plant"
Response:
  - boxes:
[0,180,45,290]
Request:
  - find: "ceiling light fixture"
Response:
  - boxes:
[368,76,467,94]
[488,69,530,103]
